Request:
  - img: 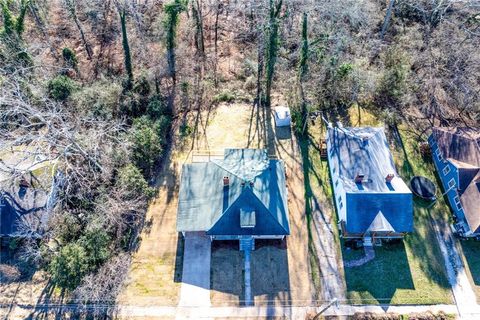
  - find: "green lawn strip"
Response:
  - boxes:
[460,240,480,299]
[304,109,453,305]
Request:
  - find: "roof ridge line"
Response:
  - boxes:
[210,159,246,181]
[206,188,243,232]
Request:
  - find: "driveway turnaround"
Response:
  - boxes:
[178,232,211,307]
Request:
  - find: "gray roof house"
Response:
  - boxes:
[176,148,289,240]
[176,148,289,305]
[326,125,413,242]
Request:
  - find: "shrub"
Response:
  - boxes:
[79,228,110,267]
[155,114,172,136]
[290,107,304,134]
[129,116,164,176]
[180,122,192,138]
[49,243,89,290]
[72,80,122,119]
[62,47,77,69]
[213,90,235,103]
[147,95,169,119]
[336,63,354,78]
[48,75,77,101]
[52,211,82,243]
[133,75,151,96]
[117,164,155,199]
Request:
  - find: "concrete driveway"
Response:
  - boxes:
[178,232,211,307]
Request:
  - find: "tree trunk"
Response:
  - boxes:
[73,15,93,60]
[192,0,205,58]
[119,8,134,90]
[213,0,221,87]
[381,0,396,39]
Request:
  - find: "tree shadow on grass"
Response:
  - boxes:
[460,240,480,286]
[390,128,452,297]
[343,241,414,305]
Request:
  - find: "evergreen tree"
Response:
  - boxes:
[264,0,282,107]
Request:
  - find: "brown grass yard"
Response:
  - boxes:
[120,103,313,307]
[117,156,183,306]
[207,103,313,306]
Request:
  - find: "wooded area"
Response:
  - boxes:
[0,0,478,312]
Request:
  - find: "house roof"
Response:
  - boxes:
[433,127,480,166]
[0,186,47,237]
[462,172,480,233]
[327,126,413,234]
[176,149,289,235]
[327,126,411,193]
[432,127,480,233]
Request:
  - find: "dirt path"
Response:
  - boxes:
[311,195,347,302]
[270,122,313,306]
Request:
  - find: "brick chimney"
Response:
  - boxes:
[355,173,365,184]
[223,176,230,186]
[385,173,394,183]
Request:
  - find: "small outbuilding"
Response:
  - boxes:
[273,106,291,127]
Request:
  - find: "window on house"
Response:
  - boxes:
[443,165,451,176]
[448,178,455,189]
[454,196,462,210]
[339,202,343,209]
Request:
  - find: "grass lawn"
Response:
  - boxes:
[305,106,453,304]
[460,237,480,301]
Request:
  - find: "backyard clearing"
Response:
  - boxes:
[306,106,453,305]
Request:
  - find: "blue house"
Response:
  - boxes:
[176,148,290,243]
[326,125,413,241]
[428,127,480,237]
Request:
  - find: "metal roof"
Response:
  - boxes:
[327,126,411,193]
[176,149,289,235]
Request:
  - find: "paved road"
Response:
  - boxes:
[431,217,479,319]
[178,232,211,308]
